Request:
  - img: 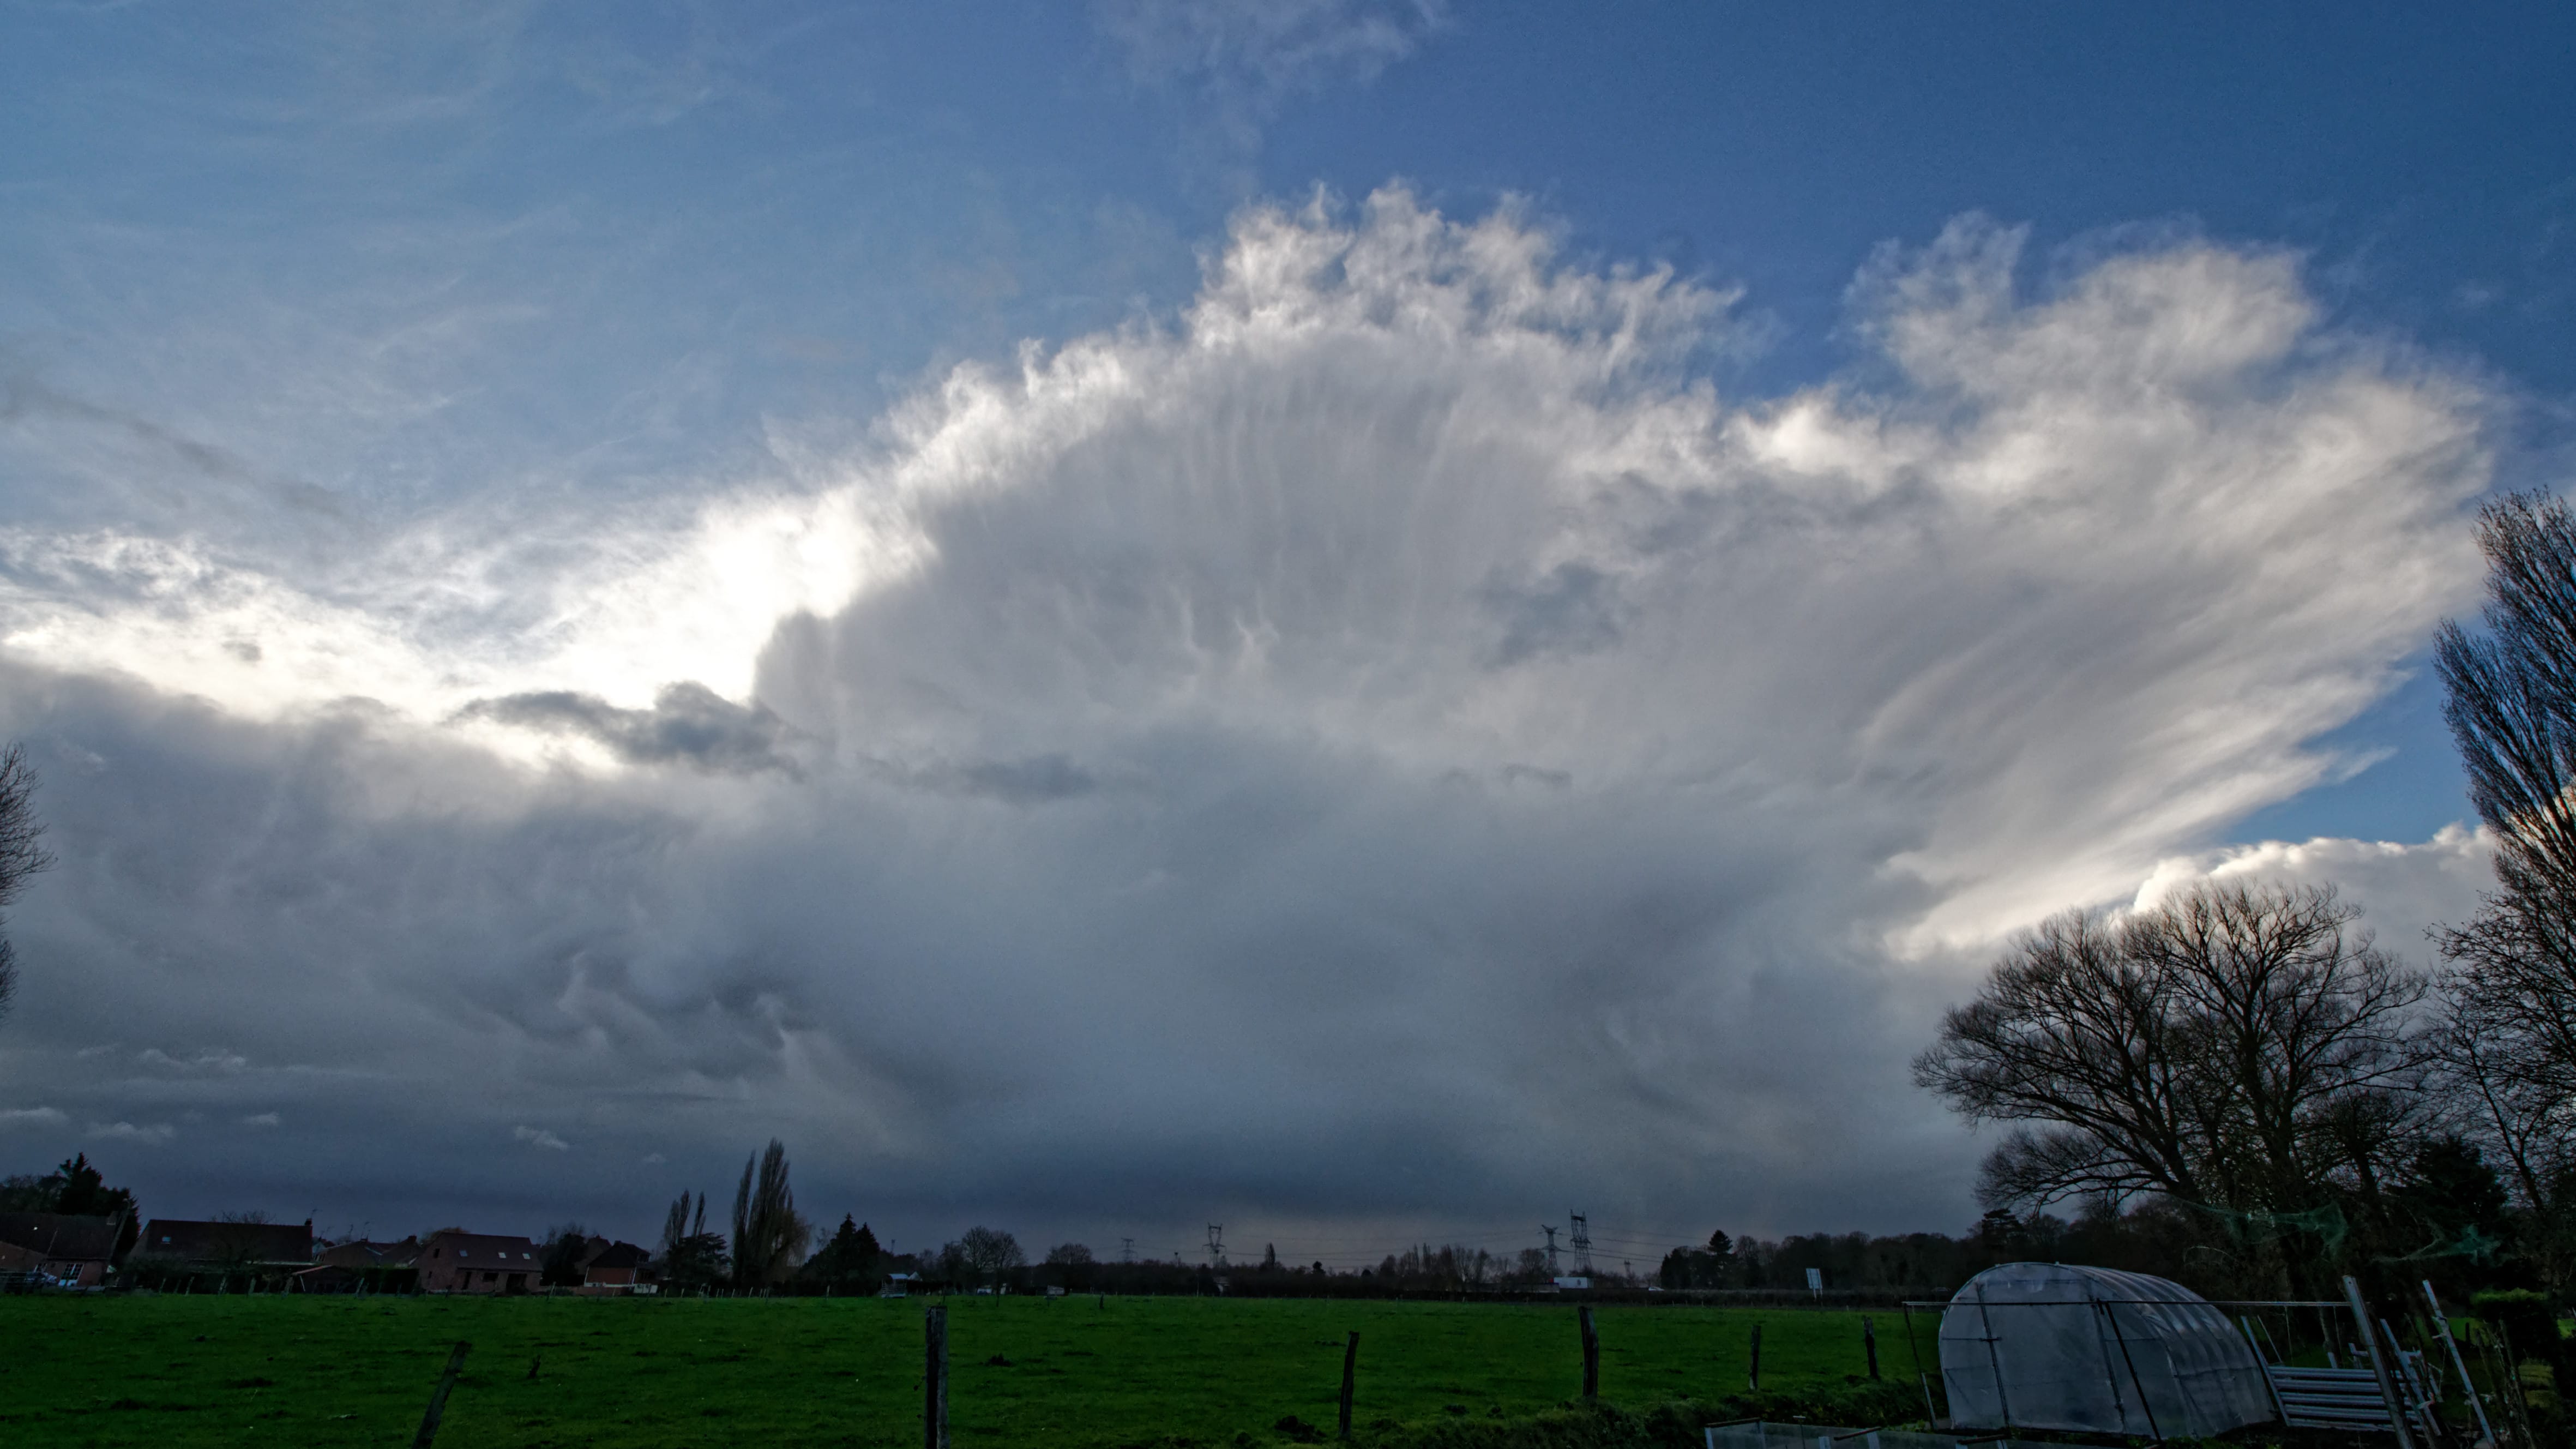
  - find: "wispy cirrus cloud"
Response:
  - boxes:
[1094,0,1449,170]
[1097,0,1447,96]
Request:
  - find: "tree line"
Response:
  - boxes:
[1914,491,2576,1304]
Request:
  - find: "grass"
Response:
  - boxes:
[0,1294,1935,1448]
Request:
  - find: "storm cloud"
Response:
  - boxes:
[0,190,2499,1254]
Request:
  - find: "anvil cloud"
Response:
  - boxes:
[0,190,2497,1252]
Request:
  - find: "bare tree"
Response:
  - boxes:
[958,1225,1025,1286]
[1916,880,2433,1244]
[0,743,56,1022]
[539,1220,593,1287]
[729,1140,812,1288]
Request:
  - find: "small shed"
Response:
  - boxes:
[1938,1262,2275,1438]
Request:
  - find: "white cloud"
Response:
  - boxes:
[137,1047,251,1074]
[89,1121,177,1145]
[0,189,2498,1237]
[0,485,918,728]
[0,1107,68,1128]
[240,1111,283,1128]
[2130,825,2494,955]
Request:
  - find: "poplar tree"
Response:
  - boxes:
[730,1139,812,1288]
[2435,491,2576,1283]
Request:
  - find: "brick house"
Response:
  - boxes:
[0,1213,122,1286]
[575,1237,653,1290]
[418,1230,541,1294]
[137,1218,314,1271]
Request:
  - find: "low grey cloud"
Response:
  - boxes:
[1482,562,1632,666]
[935,754,1105,805]
[0,190,2501,1254]
[458,682,801,775]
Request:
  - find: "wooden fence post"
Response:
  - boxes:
[410,1340,472,1449]
[1579,1307,1600,1400]
[1338,1331,1360,1440]
[1863,1316,1879,1380]
[1749,1323,1762,1392]
[926,1303,950,1449]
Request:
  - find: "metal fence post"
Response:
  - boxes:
[2344,1276,2415,1449]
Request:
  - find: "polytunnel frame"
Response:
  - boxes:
[1897,1285,2414,1447]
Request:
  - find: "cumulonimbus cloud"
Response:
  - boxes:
[0,188,2496,1243]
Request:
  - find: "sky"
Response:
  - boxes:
[0,1,2571,1268]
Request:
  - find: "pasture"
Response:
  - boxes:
[0,1294,1929,1449]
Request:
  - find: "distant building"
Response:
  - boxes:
[0,1213,123,1286]
[1552,1275,1591,1290]
[137,1218,315,1272]
[291,1236,421,1294]
[575,1237,652,1289]
[312,1236,422,1272]
[418,1230,541,1294]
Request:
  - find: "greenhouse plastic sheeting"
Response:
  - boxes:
[1937,1262,2277,1438]
[1707,1423,1995,1449]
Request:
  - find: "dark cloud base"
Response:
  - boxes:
[0,656,1972,1248]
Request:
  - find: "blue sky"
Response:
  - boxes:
[0,2,2567,1253]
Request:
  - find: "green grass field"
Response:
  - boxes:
[0,1295,1933,1449]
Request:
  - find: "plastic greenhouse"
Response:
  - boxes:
[1937,1262,2278,1438]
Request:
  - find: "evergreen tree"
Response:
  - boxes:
[804,1214,883,1289]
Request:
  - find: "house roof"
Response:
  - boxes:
[0,1212,121,1262]
[316,1237,421,1268]
[580,1238,651,1271]
[139,1218,315,1265]
[421,1230,540,1268]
